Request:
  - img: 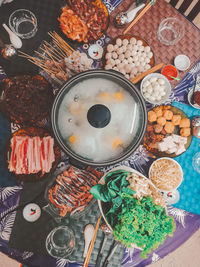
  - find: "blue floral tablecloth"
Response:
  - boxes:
[1,0,200,266]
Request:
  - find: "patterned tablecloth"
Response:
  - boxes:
[1,0,200,266]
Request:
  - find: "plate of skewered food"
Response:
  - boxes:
[5,127,61,182]
[143,105,192,158]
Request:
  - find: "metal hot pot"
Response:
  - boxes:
[51,69,147,167]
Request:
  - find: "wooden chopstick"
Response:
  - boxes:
[83,215,102,267]
[123,0,156,35]
[130,62,164,84]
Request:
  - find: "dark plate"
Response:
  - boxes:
[143,106,192,158]
[5,127,61,182]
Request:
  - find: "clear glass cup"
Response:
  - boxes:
[9,9,38,39]
[46,226,75,258]
[157,17,185,46]
[192,152,200,173]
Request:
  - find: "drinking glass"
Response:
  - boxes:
[9,9,38,39]
[157,17,185,46]
[46,226,75,258]
[192,152,200,173]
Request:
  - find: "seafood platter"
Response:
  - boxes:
[144,105,192,157]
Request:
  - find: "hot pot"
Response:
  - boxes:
[51,70,147,167]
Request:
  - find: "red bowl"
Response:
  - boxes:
[161,65,179,81]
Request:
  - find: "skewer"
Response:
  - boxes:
[123,0,156,35]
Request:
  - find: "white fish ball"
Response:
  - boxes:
[143,80,151,87]
[124,64,132,73]
[121,45,127,53]
[130,67,138,75]
[116,38,122,47]
[119,68,126,75]
[130,73,135,79]
[107,44,114,53]
[133,45,138,51]
[158,78,165,85]
[131,50,137,56]
[141,61,146,67]
[105,64,112,70]
[142,87,147,93]
[159,85,165,92]
[132,55,139,62]
[129,63,135,69]
[160,91,166,97]
[149,77,157,83]
[147,52,153,58]
[156,95,162,101]
[130,37,137,44]
[125,50,132,59]
[125,74,130,79]
[106,59,115,66]
[123,59,128,65]
[105,53,112,60]
[137,40,143,46]
[127,57,133,63]
[112,52,118,59]
[138,46,144,51]
[118,54,125,61]
[137,51,142,57]
[139,56,145,62]
[145,57,150,63]
[126,44,132,50]
[135,61,140,67]
[117,63,124,69]
[149,96,156,101]
[122,39,129,46]
[115,59,120,65]
[113,44,118,51]
[113,66,119,71]
[144,92,150,99]
[116,47,123,55]
[146,85,153,94]
[145,64,151,70]
[144,46,151,53]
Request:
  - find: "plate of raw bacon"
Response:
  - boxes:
[5,127,61,182]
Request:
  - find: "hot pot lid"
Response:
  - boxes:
[52,70,147,165]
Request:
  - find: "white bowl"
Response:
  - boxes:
[148,157,183,193]
[174,54,190,71]
[140,73,171,104]
[187,89,200,109]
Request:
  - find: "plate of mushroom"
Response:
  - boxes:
[103,35,154,80]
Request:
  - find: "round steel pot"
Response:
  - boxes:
[51,69,147,167]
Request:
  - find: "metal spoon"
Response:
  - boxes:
[83,224,95,258]
[95,222,112,267]
[114,3,145,27]
[2,23,22,49]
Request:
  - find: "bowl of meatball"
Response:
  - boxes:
[140,73,171,104]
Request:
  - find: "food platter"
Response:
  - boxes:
[58,0,109,43]
[143,105,192,158]
[5,127,61,182]
[103,35,154,79]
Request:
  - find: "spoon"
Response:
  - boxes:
[2,23,22,49]
[95,222,112,267]
[169,75,180,81]
[114,3,145,27]
[83,224,95,258]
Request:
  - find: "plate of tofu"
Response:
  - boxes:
[143,105,192,158]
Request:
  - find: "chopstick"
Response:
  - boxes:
[130,62,164,84]
[123,0,156,35]
[83,215,102,267]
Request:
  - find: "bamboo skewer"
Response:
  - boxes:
[83,215,102,267]
[130,62,164,84]
[123,0,156,35]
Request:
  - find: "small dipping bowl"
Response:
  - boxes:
[174,54,190,71]
[187,89,200,110]
[161,65,178,81]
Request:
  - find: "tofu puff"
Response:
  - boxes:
[180,127,191,137]
[180,118,190,128]
[153,106,163,117]
[163,110,173,120]
[164,121,175,133]
[148,110,157,122]
[171,115,181,125]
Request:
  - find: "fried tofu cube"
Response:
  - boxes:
[157,116,166,126]
[148,110,157,122]
[163,110,173,120]
[180,127,191,137]
[172,115,181,125]
[164,121,175,133]
[153,106,163,117]
[180,118,190,128]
